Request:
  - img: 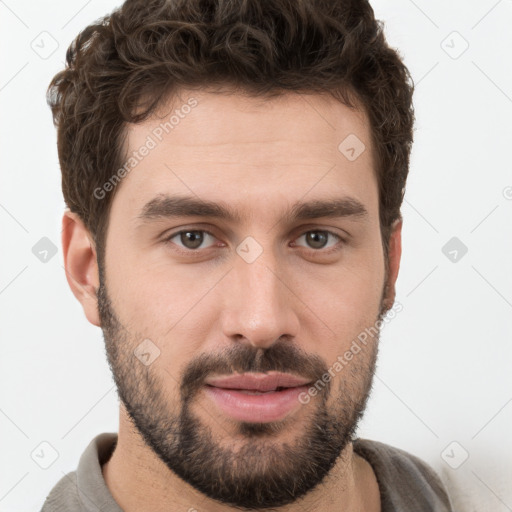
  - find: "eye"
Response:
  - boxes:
[165,229,218,251]
[163,227,344,256]
[292,230,342,251]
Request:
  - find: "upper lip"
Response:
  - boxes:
[204,372,311,392]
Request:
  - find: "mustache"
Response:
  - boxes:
[179,339,329,401]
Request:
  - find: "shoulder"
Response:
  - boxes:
[353,438,454,512]
[40,471,81,512]
[39,432,119,512]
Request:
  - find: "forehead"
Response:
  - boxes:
[113,87,378,222]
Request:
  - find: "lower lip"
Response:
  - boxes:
[203,385,309,423]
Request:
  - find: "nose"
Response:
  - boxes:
[219,247,300,350]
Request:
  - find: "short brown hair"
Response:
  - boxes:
[47,0,414,264]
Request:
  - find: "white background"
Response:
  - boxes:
[1,0,511,511]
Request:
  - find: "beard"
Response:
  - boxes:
[97,268,387,510]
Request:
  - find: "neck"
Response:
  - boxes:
[102,406,381,512]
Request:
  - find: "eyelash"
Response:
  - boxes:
[162,228,345,256]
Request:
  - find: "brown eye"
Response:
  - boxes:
[305,231,328,249]
[294,230,341,250]
[166,230,217,250]
[180,231,204,249]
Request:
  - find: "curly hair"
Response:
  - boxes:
[47,0,414,264]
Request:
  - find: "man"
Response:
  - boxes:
[41,0,453,510]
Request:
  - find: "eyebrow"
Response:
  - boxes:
[137,194,368,225]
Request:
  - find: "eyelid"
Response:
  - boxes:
[163,227,220,252]
[291,230,344,254]
[162,226,347,254]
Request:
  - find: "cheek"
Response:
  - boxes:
[297,244,385,352]
[105,246,223,367]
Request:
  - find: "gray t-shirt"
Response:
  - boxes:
[40,432,453,511]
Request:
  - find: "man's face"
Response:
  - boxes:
[97,88,393,509]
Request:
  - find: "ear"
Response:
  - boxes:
[61,211,101,327]
[382,218,402,311]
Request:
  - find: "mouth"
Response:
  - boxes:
[202,372,312,423]
[204,371,312,392]
[205,385,292,394]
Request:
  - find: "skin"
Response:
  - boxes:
[62,87,402,512]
